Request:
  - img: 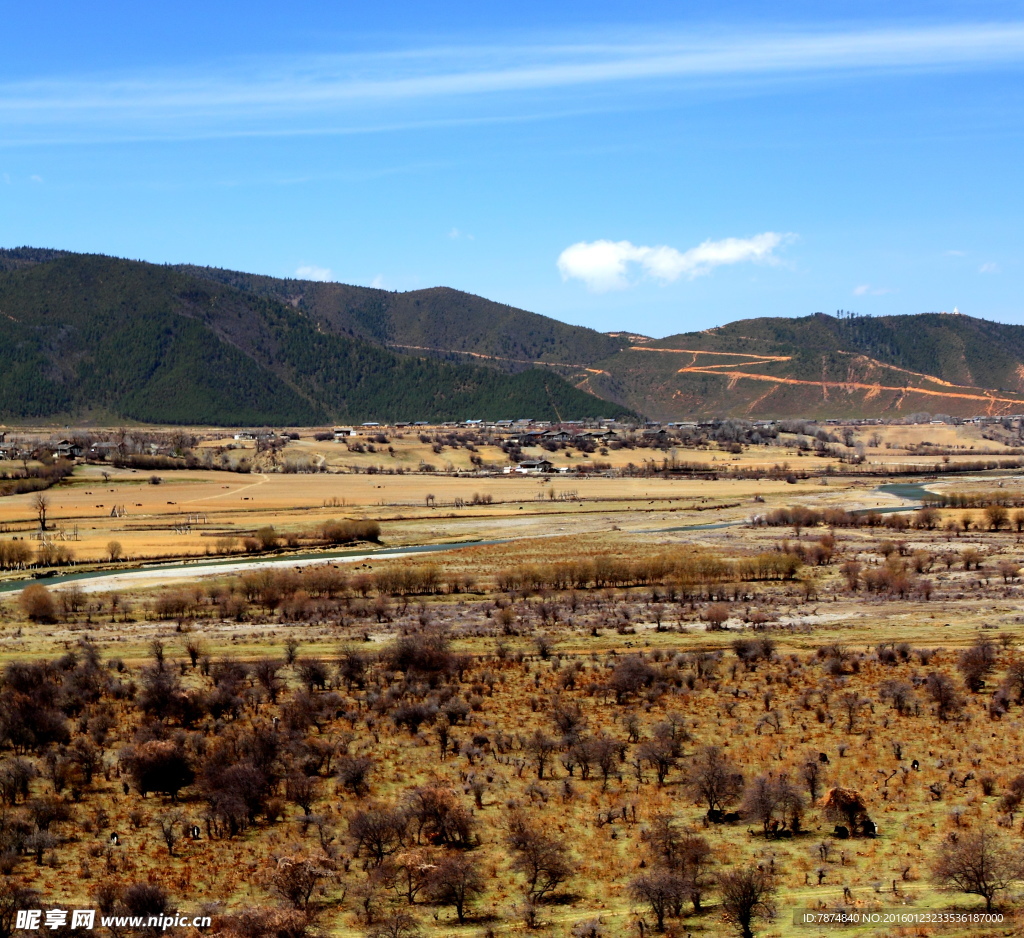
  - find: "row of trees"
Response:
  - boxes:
[495,551,803,595]
[757,503,1024,533]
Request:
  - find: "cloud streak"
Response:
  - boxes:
[558,232,792,291]
[3,22,1024,139]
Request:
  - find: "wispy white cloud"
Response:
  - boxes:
[295,264,332,281]
[853,283,893,296]
[29,174,43,183]
[3,23,1024,140]
[979,261,1000,273]
[558,232,792,292]
[370,274,387,289]
[943,249,967,256]
[448,227,474,240]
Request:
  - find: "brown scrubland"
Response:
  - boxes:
[3,428,1024,937]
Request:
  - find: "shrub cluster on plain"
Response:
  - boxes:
[2,544,1024,938]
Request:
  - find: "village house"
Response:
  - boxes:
[508,458,554,474]
[54,440,83,459]
[87,442,120,460]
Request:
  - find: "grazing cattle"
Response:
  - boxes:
[189,825,201,839]
[109,833,120,846]
[706,809,724,823]
[723,812,741,823]
[911,759,920,771]
[833,825,850,839]
[862,818,877,837]
[819,752,830,764]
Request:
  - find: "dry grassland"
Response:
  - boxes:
[2,430,1024,937]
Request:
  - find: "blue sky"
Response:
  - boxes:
[2,1,1023,337]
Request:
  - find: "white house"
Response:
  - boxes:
[513,459,554,474]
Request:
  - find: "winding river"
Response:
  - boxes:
[0,481,942,595]
[0,539,506,595]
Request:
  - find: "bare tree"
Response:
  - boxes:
[799,755,826,803]
[880,679,917,716]
[645,817,716,913]
[525,730,559,780]
[741,774,805,835]
[0,881,40,938]
[718,867,777,938]
[271,856,330,910]
[349,804,407,865]
[932,827,1024,911]
[638,733,681,786]
[705,603,730,631]
[31,494,49,531]
[365,910,422,938]
[286,774,320,816]
[158,808,186,856]
[337,755,374,798]
[629,870,684,932]
[683,745,744,817]
[838,692,869,734]
[427,853,483,923]
[957,640,996,693]
[506,811,574,901]
[926,671,965,721]
[19,585,56,623]
[985,504,1009,531]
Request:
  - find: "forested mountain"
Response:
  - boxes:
[174,263,629,369]
[3,247,1023,423]
[0,249,631,425]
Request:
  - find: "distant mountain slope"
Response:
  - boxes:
[175,264,630,369]
[654,313,1024,391]
[0,250,632,425]
[588,313,1024,419]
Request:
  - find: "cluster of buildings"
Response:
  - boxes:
[0,435,84,462]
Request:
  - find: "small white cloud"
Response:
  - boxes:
[370,274,387,289]
[979,262,1000,274]
[448,227,474,241]
[944,249,967,257]
[853,284,893,296]
[29,174,43,183]
[557,232,793,292]
[295,264,332,282]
